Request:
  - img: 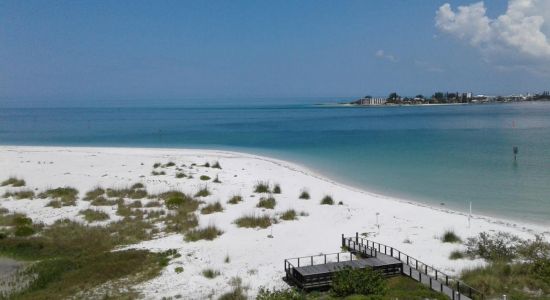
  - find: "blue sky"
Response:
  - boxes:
[1,0,549,104]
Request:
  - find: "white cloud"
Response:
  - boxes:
[435,0,550,70]
[375,49,397,62]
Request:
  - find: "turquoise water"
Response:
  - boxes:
[1,101,550,224]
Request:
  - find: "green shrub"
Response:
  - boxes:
[165,162,176,167]
[185,225,223,242]
[218,286,246,300]
[145,201,161,207]
[254,181,270,193]
[106,185,147,199]
[200,175,211,181]
[320,195,334,205]
[331,267,386,297]
[256,287,305,300]
[1,177,25,187]
[200,202,223,214]
[194,186,211,197]
[203,162,210,168]
[151,170,166,176]
[202,268,220,279]
[465,232,522,261]
[131,183,145,189]
[14,225,35,237]
[449,250,465,260]
[257,196,276,209]
[441,229,461,243]
[212,161,222,169]
[175,172,186,178]
[227,195,242,204]
[174,267,184,273]
[153,162,161,168]
[235,214,272,229]
[80,209,110,222]
[298,189,310,200]
[272,184,281,194]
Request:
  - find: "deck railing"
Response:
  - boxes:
[343,233,484,300]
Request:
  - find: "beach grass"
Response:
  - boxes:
[163,208,199,233]
[80,209,110,222]
[227,195,243,204]
[200,202,223,214]
[106,184,147,199]
[235,214,272,229]
[257,196,276,209]
[1,177,26,187]
[212,161,222,169]
[3,190,35,199]
[39,187,79,206]
[159,191,199,211]
[299,189,310,200]
[320,195,334,205]
[145,200,161,207]
[194,186,211,197]
[90,196,117,206]
[441,229,461,243]
[213,175,221,183]
[185,225,223,242]
[83,187,105,201]
[200,175,211,181]
[153,162,161,168]
[253,181,270,193]
[175,172,186,178]
[202,268,220,279]
[151,170,166,176]
[280,209,297,220]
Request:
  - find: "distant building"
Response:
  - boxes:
[360,97,386,105]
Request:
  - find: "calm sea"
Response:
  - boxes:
[2,100,550,225]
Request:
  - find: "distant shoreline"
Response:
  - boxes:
[318,100,550,108]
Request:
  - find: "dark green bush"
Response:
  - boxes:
[331,267,386,297]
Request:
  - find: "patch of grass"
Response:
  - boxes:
[90,196,117,206]
[194,186,211,197]
[224,255,230,263]
[38,187,78,206]
[212,161,222,169]
[320,195,334,205]
[165,162,176,167]
[79,209,110,222]
[159,191,199,211]
[0,218,165,299]
[106,185,148,199]
[200,175,211,181]
[227,195,243,204]
[174,266,184,273]
[272,184,281,194]
[331,267,386,297]
[202,268,220,279]
[83,187,105,201]
[449,250,465,260]
[145,200,161,207]
[185,225,224,242]
[200,202,223,214]
[163,208,199,233]
[131,183,145,189]
[254,181,271,193]
[235,214,272,229]
[1,177,25,187]
[298,189,310,200]
[151,170,166,176]
[175,172,186,178]
[153,162,161,168]
[203,162,210,168]
[3,189,35,199]
[280,209,297,221]
[441,229,461,243]
[257,196,276,209]
[129,200,142,208]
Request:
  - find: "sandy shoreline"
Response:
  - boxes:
[1,145,548,299]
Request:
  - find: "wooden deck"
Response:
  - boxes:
[284,234,484,300]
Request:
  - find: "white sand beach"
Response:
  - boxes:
[0,146,548,299]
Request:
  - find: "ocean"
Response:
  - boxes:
[2,100,550,224]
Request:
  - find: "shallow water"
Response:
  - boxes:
[2,100,550,224]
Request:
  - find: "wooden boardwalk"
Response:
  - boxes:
[284,234,484,300]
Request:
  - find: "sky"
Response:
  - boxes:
[1,0,550,105]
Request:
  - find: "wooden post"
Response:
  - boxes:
[350,252,353,261]
[324,254,326,264]
[390,247,393,257]
[337,253,340,262]
[341,234,345,248]
[425,265,428,274]
[311,256,313,266]
[356,232,359,244]
[446,275,449,285]
[430,277,432,288]
[416,260,418,270]
[406,256,409,265]
[457,281,460,293]
[298,258,300,267]
[435,270,438,280]
[441,282,443,292]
